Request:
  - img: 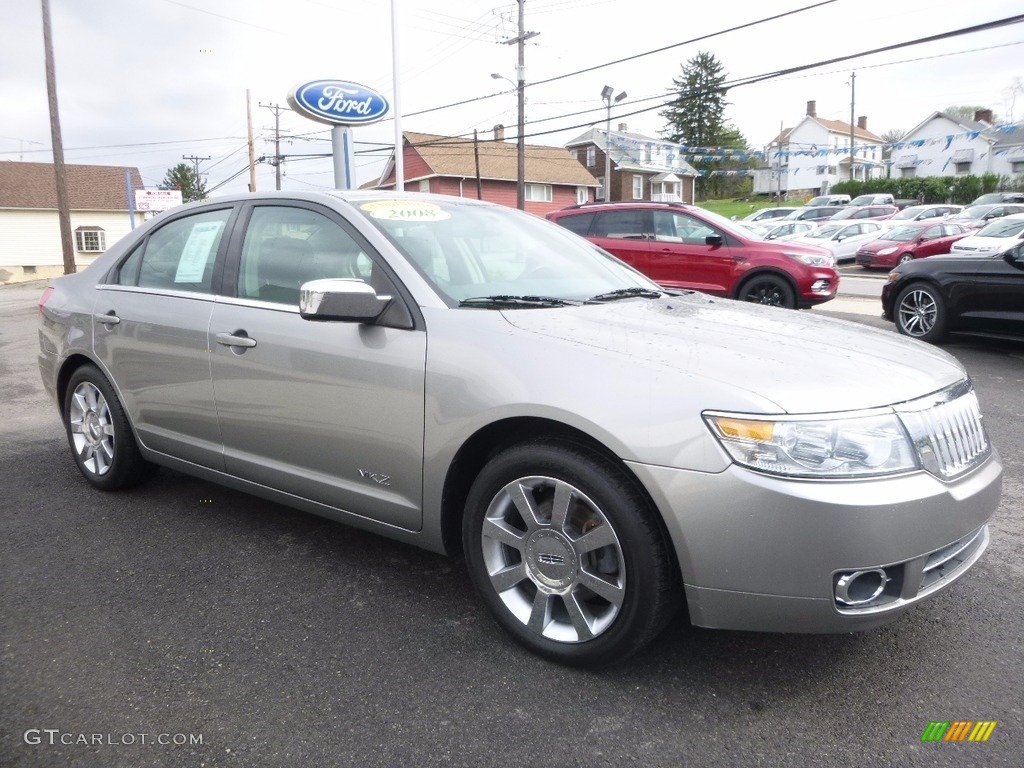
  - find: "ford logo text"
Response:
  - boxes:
[288,80,390,126]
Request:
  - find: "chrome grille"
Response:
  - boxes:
[896,381,990,479]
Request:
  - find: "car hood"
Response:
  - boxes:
[501,294,963,414]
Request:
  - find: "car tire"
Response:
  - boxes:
[894,282,947,343]
[897,253,914,265]
[63,364,157,491]
[738,274,796,309]
[462,439,679,668]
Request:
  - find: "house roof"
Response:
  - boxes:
[374,131,598,188]
[564,127,699,176]
[899,111,1024,148]
[770,117,883,146]
[0,162,145,210]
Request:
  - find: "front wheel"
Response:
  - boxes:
[63,364,157,490]
[894,282,947,343]
[463,440,679,668]
[897,253,914,265]
[738,274,796,308]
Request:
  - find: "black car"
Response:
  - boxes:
[881,242,1024,343]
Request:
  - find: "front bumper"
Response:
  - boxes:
[627,451,1002,633]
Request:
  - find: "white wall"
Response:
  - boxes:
[0,209,141,268]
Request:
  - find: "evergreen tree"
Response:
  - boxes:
[160,163,207,202]
[661,52,750,200]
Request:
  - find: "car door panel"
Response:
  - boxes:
[209,202,427,531]
[92,206,236,468]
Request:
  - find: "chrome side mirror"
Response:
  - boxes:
[299,278,391,322]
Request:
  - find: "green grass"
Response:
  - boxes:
[696,199,788,219]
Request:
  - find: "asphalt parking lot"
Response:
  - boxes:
[2,280,1022,768]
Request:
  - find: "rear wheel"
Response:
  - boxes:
[738,275,796,308]
[63,364,157,490]
[463,440,679,667]
[894,283,947,343]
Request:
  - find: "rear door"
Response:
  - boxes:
[955,244,1024,336]
[93,205,237,468]
[586,209,652,273]
[208,201,427,531]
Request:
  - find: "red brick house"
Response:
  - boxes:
[564,125,698,204]
[371,129,598,216]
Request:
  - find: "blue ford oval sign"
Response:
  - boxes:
[287,80,390,126]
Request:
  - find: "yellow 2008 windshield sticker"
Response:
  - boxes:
[360,200,450,222]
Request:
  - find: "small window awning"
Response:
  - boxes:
[896,154,917,168]
[953,148,975,163]
[650,172,681,183]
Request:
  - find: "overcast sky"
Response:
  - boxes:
[2,0,1022,196]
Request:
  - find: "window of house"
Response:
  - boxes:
[74,227,106,253]
[816,166,826,176]
[828,166,837,175]
[525,184,553,203]
[418,179,430,192]
[644,144,652,162]
[597,176,605,201]
[576,186,589,205]
[901,167,916,178]
[955,162,971,176]
[586,146,596,167]
[632,175,643,200]
[1012,160,1024,174]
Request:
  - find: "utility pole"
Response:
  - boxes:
[849,71,856,182]
[502,0,538,210]
[40,0,75,275]
[182,154,210,180]
[259,102,287,190]
[246,89,256,192]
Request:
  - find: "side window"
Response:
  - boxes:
[134,209,231,293]
[555,213,595,236]
[115,244,144,286]
[238,206,382,305]
[673,213,717,244]
[591,210,646,240]
[652,211,681,241]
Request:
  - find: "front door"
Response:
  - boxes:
[209,203,427,531]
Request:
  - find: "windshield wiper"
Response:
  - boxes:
[586,287,664,303]
[458,295,580,308]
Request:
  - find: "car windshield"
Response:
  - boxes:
[804,223,843,239]
[848,196,877,206]
[881,225,925,242]
[951,205,993,220]
[351,197,660,305]
[976,218,1024,238]
[806,196,831,206]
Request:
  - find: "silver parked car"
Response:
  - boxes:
[38,191,1002,667]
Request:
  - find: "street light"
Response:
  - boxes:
[602,86,627,201]
[492,71,526,210]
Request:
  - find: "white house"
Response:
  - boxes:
[754,100,885,199]
[564,125,698,203]
[892,110,1024,179]
[0,162,144,284]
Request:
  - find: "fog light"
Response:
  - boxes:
[835,568,888,606]
[811,279,831,294]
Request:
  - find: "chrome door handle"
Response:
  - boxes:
[94,312,120,325]
[215,332,257,349]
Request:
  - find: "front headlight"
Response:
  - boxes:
[704,411,918,478]
[785,251,831,267]
[877,246,898,255]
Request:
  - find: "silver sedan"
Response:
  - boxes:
[38,191,1002,667]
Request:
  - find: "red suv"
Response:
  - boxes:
[546,202,838,309]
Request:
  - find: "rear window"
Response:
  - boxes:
[554,213,595,236]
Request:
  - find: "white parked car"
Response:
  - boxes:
[886,204,962,223]
[949,213,1024,256]
[786,221,885,263]
[739,206,802,223]
[757,220,819,240]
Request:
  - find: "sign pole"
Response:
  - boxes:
[332,126,355,190]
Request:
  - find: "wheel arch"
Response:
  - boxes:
[438,417,681,578]
[56,353,101,411]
